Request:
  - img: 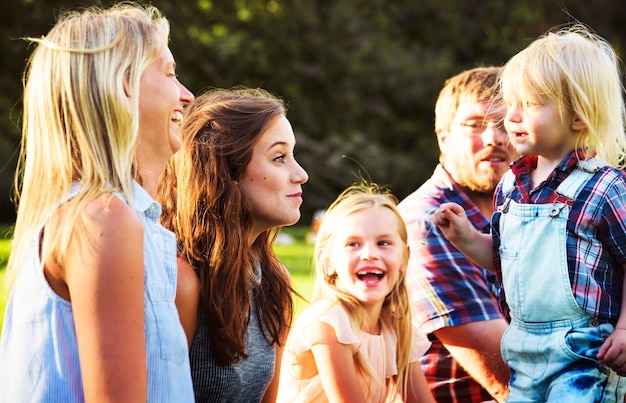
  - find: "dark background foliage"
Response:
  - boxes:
[1,0,625,224]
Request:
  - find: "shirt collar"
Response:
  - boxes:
[510,149,588,179]
[133,181,162,221]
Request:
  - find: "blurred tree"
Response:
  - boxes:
[1,0,625,223]
[0,0,66,222]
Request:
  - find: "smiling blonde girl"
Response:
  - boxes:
[278,182,434,403]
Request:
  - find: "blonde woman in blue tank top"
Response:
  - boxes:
[0,3,195,401]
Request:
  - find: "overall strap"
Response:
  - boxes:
[555,158,605,201]
[500,170,516,196]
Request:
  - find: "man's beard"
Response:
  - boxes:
[452,162,500,194]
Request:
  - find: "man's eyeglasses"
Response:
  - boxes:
[452,119,506,136]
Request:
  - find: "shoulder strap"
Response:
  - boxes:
[500,170,516,196]
[556,157,606,200]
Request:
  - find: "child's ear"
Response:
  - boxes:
[316,248,334,275]
[571,116,586,132]
[401,245,410,272]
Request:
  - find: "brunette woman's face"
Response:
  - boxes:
[241,115,309,239]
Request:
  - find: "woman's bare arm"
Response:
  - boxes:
[175,257,200,348]
[61,195,147,401]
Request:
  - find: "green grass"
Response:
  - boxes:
[0,225,316,333]
[0,226,12,332]
[275,226,316,316]
[0,268,6,326]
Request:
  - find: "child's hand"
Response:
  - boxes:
[432,202,496,272]
[432,202,472,243]
[597,327,626,376]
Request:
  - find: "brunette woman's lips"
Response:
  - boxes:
[288,192,303,203]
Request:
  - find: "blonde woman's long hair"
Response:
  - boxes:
[500,24,626,168]
[312,181,413,400]
[7,3,170,287]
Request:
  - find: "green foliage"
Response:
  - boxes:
[2,0,626,223]
[0,241,10,271]
[0,227,11,331]
[0,269,5,332]
[0,224,12,267]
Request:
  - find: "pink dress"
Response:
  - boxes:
[278,300,430,403]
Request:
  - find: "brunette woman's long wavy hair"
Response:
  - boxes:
[159,87,295,365]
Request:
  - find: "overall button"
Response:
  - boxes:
[588,317,600,327]
[550,203,566,217]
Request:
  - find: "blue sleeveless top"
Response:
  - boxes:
[0,183,194,402]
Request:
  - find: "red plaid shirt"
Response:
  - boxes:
[399,165,504,403]
[493,150,626,323]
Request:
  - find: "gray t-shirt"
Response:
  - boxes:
[190,290,275,402]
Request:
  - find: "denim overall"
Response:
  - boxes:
[496,159,626,402]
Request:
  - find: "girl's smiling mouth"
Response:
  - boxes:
[356,269,385,285]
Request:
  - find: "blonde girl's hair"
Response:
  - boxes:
[500,24,626,168]
[312,181,413,400]
[7,3,170,287]
[158,87,295,365]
